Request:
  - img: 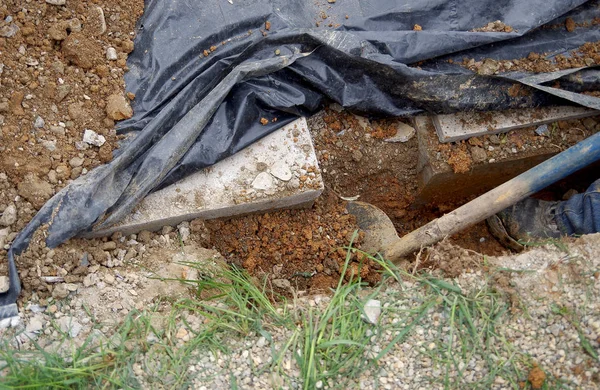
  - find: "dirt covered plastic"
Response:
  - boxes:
[2,0,600,317]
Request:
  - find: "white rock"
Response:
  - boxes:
[0,24,19,38]
[46,0,66,5]
[106,47,118,61]
[0,204,17,226]
[384,122,415,143]
[57,316,83,338]
[362,299,381,325]
[40,140,57,152]
[269,161,293,181]
[26,317,44,333]
[34,116,45,128]
[252,172,275,190]
[82,129,106,147]
[178,225,191,242]
[0,316,21,329]
[0,275,9,293]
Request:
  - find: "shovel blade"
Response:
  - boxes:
[346,201,399,254]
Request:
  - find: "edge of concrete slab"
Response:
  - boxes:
[84,117,323,238]
[434,106,598,143]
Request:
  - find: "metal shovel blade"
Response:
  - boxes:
[346,201,399,255]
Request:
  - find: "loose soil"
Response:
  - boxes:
[461,41,600,74]
[0,0,144,277]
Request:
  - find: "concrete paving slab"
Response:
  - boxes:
[433,106,598,143]
[88,118,323,237]
[413,115,600,205]
[415,116,555,205]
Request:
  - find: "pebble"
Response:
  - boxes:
[272,278,292,290]
[106,47,118,61]
[0,276,9,293]
[252,172,275,190]
[82,129,106,147]
[69,157,84,168]
[34,116,45,128]
[26,317,44,333]
[0,204,17,226]
[362,299,381,325]
[384,122,416,143]
[46,0,66,5]
[52,283,70,299]
[104,274,116,285]
[0,24,19,38]
[269,161,293,181]
[105,94,133,120]
[57,317,83,338]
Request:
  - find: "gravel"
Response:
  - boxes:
[2,234,597,389]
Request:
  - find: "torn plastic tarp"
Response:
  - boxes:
[2,0,600,319]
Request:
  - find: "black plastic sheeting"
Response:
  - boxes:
[2,0,600,317]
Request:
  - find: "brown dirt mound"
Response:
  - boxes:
[204,190,383,295]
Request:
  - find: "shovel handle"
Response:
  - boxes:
[386,130,600,263]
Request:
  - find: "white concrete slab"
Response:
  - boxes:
[433,106,598,143]
[89,118,323,237]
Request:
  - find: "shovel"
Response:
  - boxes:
[347,130,600,264]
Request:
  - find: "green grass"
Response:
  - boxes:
[0,239,591,389]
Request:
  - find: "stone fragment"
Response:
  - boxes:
[48,21,70,41]
[0,276,9,293]
[106,47,118,61]
[0,24,19,38]
[62,33,102,69]
[269,161,292,181]
[477,58,500,75]
[87,6,107,35]
[0,227,10,248]
[0,204,17,226]
[352,149,363,162]
[34,116,45,128]
[106,94,133,120]
[57,316,83,338]
[272,278,292,290]
[470,146,487,163]
[535,124,550,137]
[252,172,275,190]
[26,317,44,333]
[362,299,381,325]
[56,85,71,102]
[52,283,70,299]
[17,174,54,209]
[46,0,66,5]
[83,129,106,147]
[385,122,416,143]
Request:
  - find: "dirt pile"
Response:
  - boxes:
[0,0,144,277]
[205,191,381,295]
